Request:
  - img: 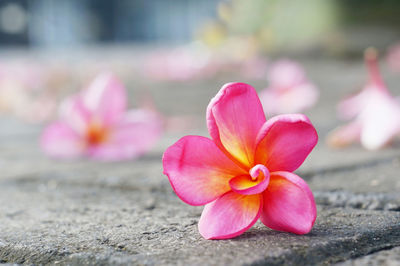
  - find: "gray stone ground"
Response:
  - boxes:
[1,58,400,265]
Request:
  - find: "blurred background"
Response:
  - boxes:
[1,0,400,127]
[1,0,399,52]
[1,0,400,51]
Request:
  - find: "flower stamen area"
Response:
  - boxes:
[86,120,108,146]
[229,164,270,195]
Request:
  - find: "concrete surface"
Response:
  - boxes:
[1,58,400,265]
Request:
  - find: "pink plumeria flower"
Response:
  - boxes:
[259,59,319,115]
[163,83,318,239]
[328,48,400,150]
[41,73,163,161]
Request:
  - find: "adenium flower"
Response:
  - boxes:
[163,83,318,239]
[328,48,400,150]
[41,73,162,160]
[259,59,319,115]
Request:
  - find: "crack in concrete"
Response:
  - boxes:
[314,190,400,212]
[251,226,400,266]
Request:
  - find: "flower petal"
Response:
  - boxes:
[258,89,280,116]
[41,121,84,158]
[198,191,262,239]
[255,114,318,172]
[260,83,318,115]
[229,164,270,195]
[59,94,91,135]
[359,93,400,150]
[268,59,306,89]
[88,109,162,161]
[81,73,127,126]
[326,121,361,148]
[260,171,316,234]
[163,135,245,206]
[207,82,266,168]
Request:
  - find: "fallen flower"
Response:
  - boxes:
[41,73,162,160]
[328,48,400,150]
[163,82,318,239]
[259,59,319,115]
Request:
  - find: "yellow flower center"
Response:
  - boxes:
[86,121,108,146]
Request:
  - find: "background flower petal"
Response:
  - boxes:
[260,171,316,235]
[359,93,400,150]
[258,89,280,116]
[326,121,361,148]
[207,82,266,168]
[81,72,127,126]
[198,191,261,239]
[41,121,84,158]
[255,114,318,172]
[337,89,371,120]
[163,135,245,206]
[262,83,319,115]
[59,94,91,135]
[88,109,162,161]
[267,59,307,89]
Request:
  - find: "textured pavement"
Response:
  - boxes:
[1,58,400,265]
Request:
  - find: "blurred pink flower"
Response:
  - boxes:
[0,60,58,123]
[328,48,400,150]
[259,59,319,115]
[144,45,217,81]
[41,73,163,161]
[163,83,317,239]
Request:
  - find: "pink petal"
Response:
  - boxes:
[198,191,262,239]
[81,73,127,126]
[365,48,387,92]
[339,49,389,120]
[359,93,400,150]
[281,83,318,113]
[326,121,361,148]
[229,164,270,195]
[88,109,162,161]
[255,114,318,172]
[59,95,91,135]
[260,171,316,234]
[163,136,246,206]
[337,88,372,120]
[41,121,84,158]
[207,83,266,168]
[268,59,306,89]
[258,89,280,116]
[260,83,318,115]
